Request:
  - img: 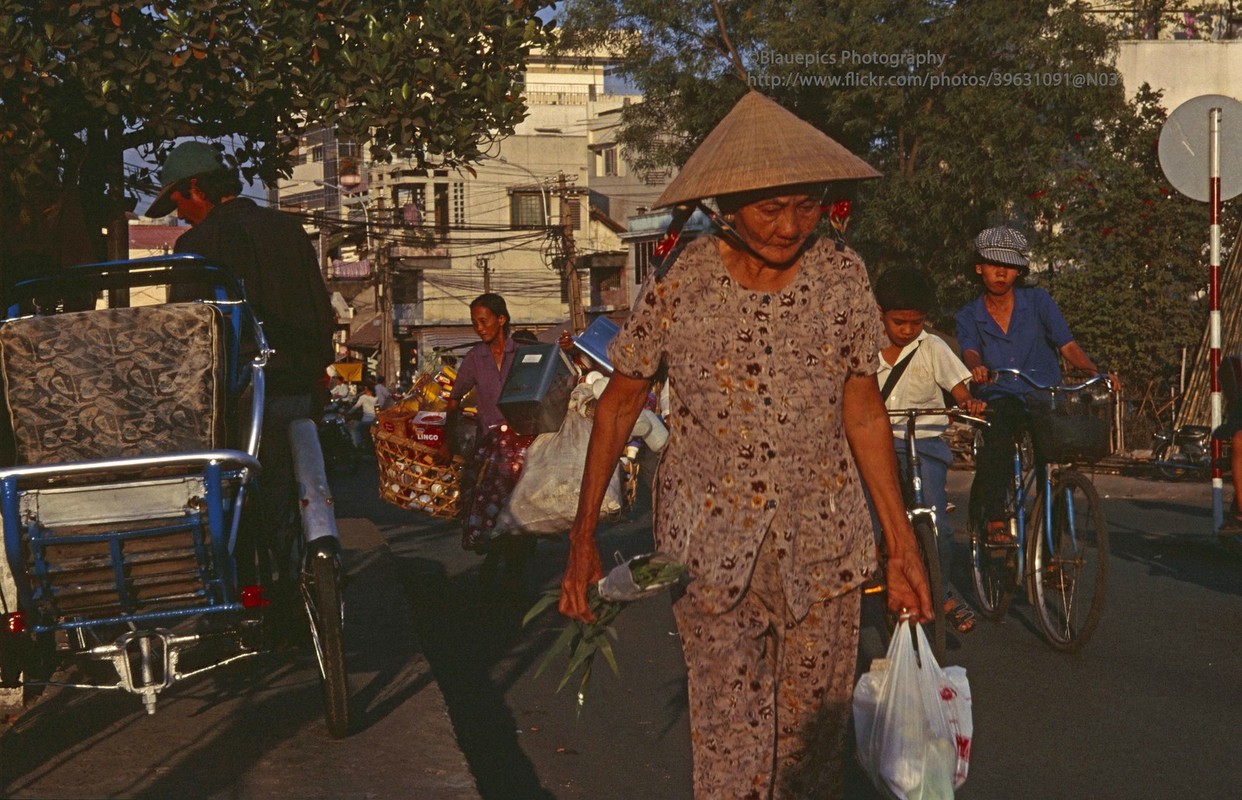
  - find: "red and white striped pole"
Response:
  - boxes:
[1210,106,1224,531]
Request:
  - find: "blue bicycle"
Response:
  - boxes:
[969,370,1114,652]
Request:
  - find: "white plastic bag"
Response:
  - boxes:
[596,552,684,602]
[853,620,973,799]
[495,384,621,535]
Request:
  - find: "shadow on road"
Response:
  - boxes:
[0,492,454,799]
[0,649,331,798]
[399,555,554,799]
[333,456,692,800]
[1102,493,1242,598]
[334,462,555,799]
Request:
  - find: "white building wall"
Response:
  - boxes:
[271,47,647,367]
[1115,40,1242,110]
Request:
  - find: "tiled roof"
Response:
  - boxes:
[128,225,184,253]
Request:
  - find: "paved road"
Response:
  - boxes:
[6,458,1242,799]
[937,469,1242,800]
[335,465,692,800]
[0,518,477,800]
[909,470,1242,800]
[342,463,1242,800]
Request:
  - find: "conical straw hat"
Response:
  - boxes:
[654,91,880,208]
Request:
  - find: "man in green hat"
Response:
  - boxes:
[149,141,336,584]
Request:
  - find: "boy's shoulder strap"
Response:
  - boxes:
[880,340,922,402]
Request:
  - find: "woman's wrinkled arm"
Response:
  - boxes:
[559,372,652,622]
[842,372,934,622]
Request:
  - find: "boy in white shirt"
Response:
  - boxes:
[875,266,985,633]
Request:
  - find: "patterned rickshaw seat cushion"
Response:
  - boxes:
[0,302,226,465]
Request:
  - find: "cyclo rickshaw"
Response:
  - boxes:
[0,255,349,737]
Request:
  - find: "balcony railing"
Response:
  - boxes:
[328,259,373,280]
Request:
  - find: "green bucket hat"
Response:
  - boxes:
[146,142,228,218]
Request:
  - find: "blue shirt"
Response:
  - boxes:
[450,337,517,429]
[955,287,1074,399]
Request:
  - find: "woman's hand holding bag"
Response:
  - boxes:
[853,618,972,799]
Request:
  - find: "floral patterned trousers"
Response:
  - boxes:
[672,530,862,799]
[459,425,536,552]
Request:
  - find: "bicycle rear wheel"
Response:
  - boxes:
[302,547,350,738]
[1028,470,1108,652]
[968,480,1017,621]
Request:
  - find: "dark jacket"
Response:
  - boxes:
[175,198,335,396]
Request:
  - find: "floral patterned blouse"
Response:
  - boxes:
[608,235,880,618]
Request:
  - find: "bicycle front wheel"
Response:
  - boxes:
[913,517,946,664]
[302,548,350,738]
[880,517,945,666]
[1028,470,1109,652]
[968,480,1017,621]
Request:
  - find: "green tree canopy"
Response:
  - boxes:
[1038,86,1240,396]
[0,0,554,269]
[556,0,1237,404]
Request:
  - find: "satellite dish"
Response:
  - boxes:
[1158,94,1242,202]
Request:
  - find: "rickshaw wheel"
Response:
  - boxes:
[0,633,25,689]
[303,550,350,738]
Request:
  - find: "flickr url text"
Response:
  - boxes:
[747,71,1122,89]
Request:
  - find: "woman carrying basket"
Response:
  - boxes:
[446,293,537,592]
[558,91,933,798]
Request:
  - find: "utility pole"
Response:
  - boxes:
[376,195,397,388]
[477,256,491,292]
[104,123,129,307]
[319,228,331,277]
[558,172,586,333]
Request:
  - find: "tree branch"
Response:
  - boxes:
[119,122,201,151]
[710,0,748,84]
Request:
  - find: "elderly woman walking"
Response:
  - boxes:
[558,91,933,799]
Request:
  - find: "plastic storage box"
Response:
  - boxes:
[573,315,620,373]
[497,343,577,434]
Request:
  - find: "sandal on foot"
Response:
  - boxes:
[1219,514,1242,535]
[984,520,1017,547]
[943,596,976,634]
[1042,562,1074,591]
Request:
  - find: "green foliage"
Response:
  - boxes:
[524,556,686,718]
[0,0,555,195]
[556,0,1233,403]
[1036,85,1241,392]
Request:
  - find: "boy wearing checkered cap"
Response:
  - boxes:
[955,226,1104,540]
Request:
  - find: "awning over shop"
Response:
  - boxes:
[331,361,364,383]
[346,313,382,351]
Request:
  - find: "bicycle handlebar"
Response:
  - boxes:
[886,407,990,427]
[991,368,1113,393]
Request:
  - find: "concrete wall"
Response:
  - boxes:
[1114,40,1242,110]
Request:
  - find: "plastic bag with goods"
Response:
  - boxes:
[853,619,972,799]
[495,383,622,535]
[596,552,685,602]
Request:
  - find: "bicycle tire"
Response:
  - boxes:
[1028,470,1108,652]
[877,518,945,666]
[913,517,946,664]
[302,551,350,738]
[968,479,1017,622]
